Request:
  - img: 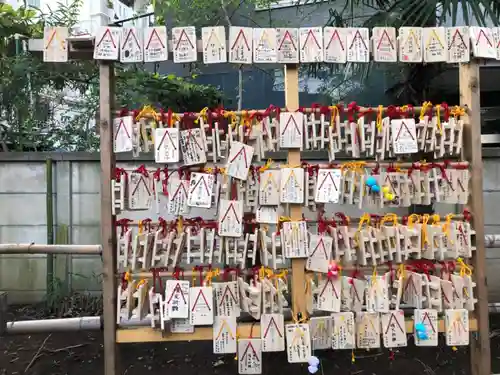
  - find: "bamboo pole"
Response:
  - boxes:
[459,61,490,375]
[115,105,464,119]
[115,161,469,172]
[0,244,102,255]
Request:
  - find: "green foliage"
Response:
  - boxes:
[0,0,225,152]
[116,68,223,111]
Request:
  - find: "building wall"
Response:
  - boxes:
[0,152,500,303]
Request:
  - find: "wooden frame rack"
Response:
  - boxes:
[28,37,490,375]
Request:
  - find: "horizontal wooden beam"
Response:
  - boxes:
[116,318,478,343]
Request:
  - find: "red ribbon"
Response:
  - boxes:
[116,218,133,236]
[335,212,349,226]
[223,266,240,281]
[347,102,359,122]
[158,217,168,235]
[172,267,184,280]
[134,164,149,177]
[115,168,128,182]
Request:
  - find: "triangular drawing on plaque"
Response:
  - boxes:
[192,175,211,196]
[281,115,302,136]
[404,273,419,295]
[395,120,415,141]
[131,175,152,197]
[220,202,241,224]
[263,316,283,338]
[263,172,279,189]
[350,280,363,304]
[360,313,378,334]
[230,145,251,168]
[45,29,64,49]
[191,288,211,311]
[310,237,330,258]
[384,311,405,334]
[216,318,236,339]
[175,28,195,50]
[205,28,223,50]
[185,129,204,151]
[325,29,344,50]
[284,170,301,190]
[96,28,117,48]
[231,28,251,51]
[320,278,339,298]
[302,29,321,49]
[476,28,493,46]
[312,318,330,339]
[167,283,188,304]
[146,28,166,49]
[449,29,468,50]
[403,29,421,51]
[123,28,141,49]
[291,326,305,345]
[420,311,437,333]
[448,312,467,335]
[115,119,131,140]
[241,341,261,362]
[278,30,297,51]
[171,181,188,200]
[219,284,238,306]
[258,29,274,49]
[426,29,445,49]
[156,129,177,151]
[317,171,338,192]
[349,30,368,50]
[377,29,395,50]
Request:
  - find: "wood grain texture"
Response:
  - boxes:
[283,65,308,319]
[100,62,119,375]
[116,319,479,343]
[459,61,490,375]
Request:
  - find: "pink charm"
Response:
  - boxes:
[327,262,339,278]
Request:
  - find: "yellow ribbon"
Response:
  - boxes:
[371,266,378,288]
[204,268,220,286]
[259,159,273,173]
[177,217,184,234]
[329,105,339,129]
[420,101,432,120]
[169,112,180,127]
[442,214,455,244]
[457,257,473,277]
[192,267,197,286]
[135,105,159,121]
[381,213,398,226]
[376,105,383,133]
[407,214,420,229]
[396,264,406,280]
[435,104,443,135]
[421,214,431,247]
[195,107,209,124]
[450,106,466,118]
[354,213,371,246]
[124,270,132,283]
[223,110,238,129]
[340,161,366,175]
[136,279,147,289]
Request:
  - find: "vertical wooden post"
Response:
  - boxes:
[459,61,490,375]
[100,62,118,375]
[284,65,307,317]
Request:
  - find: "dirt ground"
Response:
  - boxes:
[2,308,500,375]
